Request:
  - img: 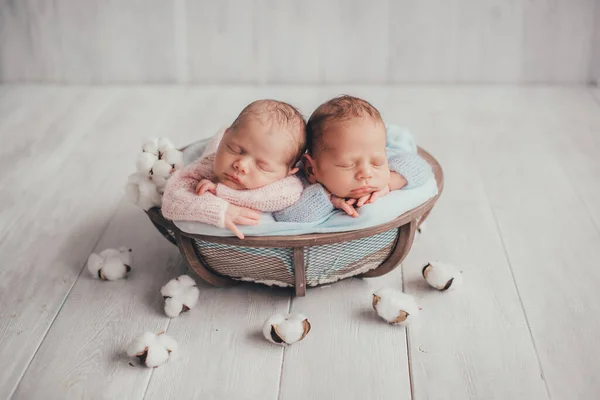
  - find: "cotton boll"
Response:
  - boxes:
[151,159,173,179]
[150,175,168,194]
[156,333,179,355]
[142,138,159,156]
[263,313,311,346]
[160,275,196,297]
[176,274,197,288]
[162,149,184,171]
[98,247,132,267]
[136,152,158,175]
[143,346,170,368]
[149,160,172,195]
[87,249,131,281]
[180,287,199,309]
[160,275,200,318]
[422,262,462,291]
[126,332,157,357]
[160,278,182,297]
[125,173,145,204]
[162,292,196,319]
[87,253,104,278]
[138,177,158,196]
[101,246,131,268]
[164,298,186,318]
[98,249,117,258]
[372,288,420,326]
[157,138,175,158]
[116,246,133,266]
[137,178,162,210]
[126,331,177,368]
[99,256,130,280]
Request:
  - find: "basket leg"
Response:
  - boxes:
[293,247,306,297]
[176,233,239,287]
[358,219,417,278]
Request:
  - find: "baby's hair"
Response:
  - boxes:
[306,95,384,155]
[231,99,307,167]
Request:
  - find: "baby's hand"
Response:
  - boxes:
[330,194,359,218]
[224,204,261,239]
[356,185,391,207]
[196,179,217,195]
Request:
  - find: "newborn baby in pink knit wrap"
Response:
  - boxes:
[161,100,306,238]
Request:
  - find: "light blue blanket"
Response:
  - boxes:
[174,125,438,237]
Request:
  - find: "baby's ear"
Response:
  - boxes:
[302,154,318,184]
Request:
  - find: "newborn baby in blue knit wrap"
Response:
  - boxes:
[273,95,433,223]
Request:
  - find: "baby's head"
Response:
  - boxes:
[214,99,306,190]
[303,95,389,199]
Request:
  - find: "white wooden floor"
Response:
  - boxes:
[1,85,600,400]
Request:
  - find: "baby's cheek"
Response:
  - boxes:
[379,170,392,188]
[331,172,355,193]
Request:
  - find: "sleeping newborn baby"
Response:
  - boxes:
[161,99,306,238]
[274,95,433,222]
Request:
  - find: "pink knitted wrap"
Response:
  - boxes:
[161,153,303,228]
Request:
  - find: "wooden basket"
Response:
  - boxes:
[146,148,443,297]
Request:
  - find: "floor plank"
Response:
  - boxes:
[0,87,182,398]
[383,88,549,399]
[0,86,62,136]
[280,279,412,400]
[144,283,290,400]
[0,88,119,237]
[10,201,179,400]
[0,86,82,181]
[469,88,600,400]
[545,89,600,231]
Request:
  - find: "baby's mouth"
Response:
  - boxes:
[351,186,376,194]
[224,173,241,183]
[224,173,245,188]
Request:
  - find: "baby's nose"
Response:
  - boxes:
[234,159,249,174]
[356,166,373,180]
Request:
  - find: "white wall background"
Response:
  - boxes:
[0,0,599,84]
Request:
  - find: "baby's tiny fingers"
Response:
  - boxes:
[236,216,260,226]
[341,203,357,217]
[346,198,357,205]
[357,195,370,207]
[368,192,381,204]
[226,221,245,239]
[241,209,262,220]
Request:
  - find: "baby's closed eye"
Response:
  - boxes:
[257,161,274,172]
[227,144,242,154]
[335,162,356,169]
